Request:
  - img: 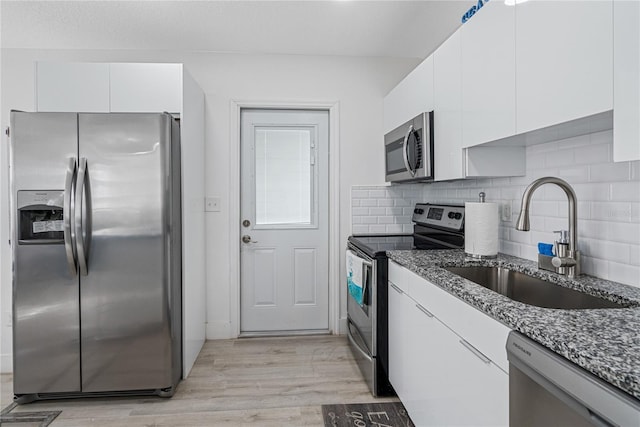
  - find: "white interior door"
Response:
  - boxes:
[240,109,329,334]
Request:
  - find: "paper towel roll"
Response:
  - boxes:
[465,202,499,258]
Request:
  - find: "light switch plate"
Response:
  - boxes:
[205,197,221,212]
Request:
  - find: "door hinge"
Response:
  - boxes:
[5,127,9,137]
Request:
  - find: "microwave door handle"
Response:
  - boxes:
[403,124,416,177]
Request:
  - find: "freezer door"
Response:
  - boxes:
[10,112,81,394]
[78,113,176,392]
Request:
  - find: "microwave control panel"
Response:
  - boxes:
[412,203,464,231]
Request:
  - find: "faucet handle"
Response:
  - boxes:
[553,230,569,244]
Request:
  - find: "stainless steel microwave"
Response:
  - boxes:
[384,111,434,183]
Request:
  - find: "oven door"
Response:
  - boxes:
[346,248,375,356]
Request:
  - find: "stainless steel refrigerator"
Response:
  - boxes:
[9,112,182,402]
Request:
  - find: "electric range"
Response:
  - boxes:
[346,203,465,396]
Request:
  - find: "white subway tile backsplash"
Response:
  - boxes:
[352,207,368,216]
[351,189,369,198]
[581,255,609,279]
[369,189,387,198]
[580,220,607,240]
[631,161,640,181]
[520,245,539,261]
[610,182,640,202]
[351,128,640,287]
[500,241,521,257]
[369,225,387,233]
[386,225,404,233]
[606,222,640,245]
[589,162,631,183]
[378,216,394,224]
[558,166,590,183]
[528,201,559,217]
[369,207,386,216]
[591,202,632,222]
[582,240,630,264]
[394,199,412,207]
[630,245,640,266]
[394,216,411,224]
[607,262,640,287]
[403,207,415,216]
[558,133,591,149]
[510,229,532,245]
[545,148,575,168]
[574,143,610,165]
[573,183,612,202]
[589,129,613,146]
[543,217,570,233]
[352,225,369,234]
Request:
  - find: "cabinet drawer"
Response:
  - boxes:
[388,260,409,293]
[408,270,510,372]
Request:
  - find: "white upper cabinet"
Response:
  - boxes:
[36,62,184,114]
[434,32,463,181]
[461,1,516,148]
[110,63,183,113]
[515,0,613,134]
[36,62,110,112]
[383,57,434,134]
[613,0,640,162]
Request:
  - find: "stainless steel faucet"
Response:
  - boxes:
[516,177,581,278]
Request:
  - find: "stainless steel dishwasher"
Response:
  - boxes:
[507,332,640,427]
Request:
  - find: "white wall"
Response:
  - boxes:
[352,130,640,288]
[0,48,418,372]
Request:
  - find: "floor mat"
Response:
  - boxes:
[0,402,61,427]
[322,402,414,427]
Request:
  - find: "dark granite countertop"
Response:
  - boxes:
[386,249,640,401]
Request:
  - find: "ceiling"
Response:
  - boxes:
[0,0,474,59]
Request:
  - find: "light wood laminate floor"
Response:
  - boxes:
[0,335,397,426]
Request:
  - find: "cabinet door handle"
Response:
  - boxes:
[459,339,491,365]
[390,283,404,294]
[415,303,433,318]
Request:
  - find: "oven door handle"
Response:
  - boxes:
[361,258,372,306]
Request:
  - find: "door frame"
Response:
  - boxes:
[229,100,340,338]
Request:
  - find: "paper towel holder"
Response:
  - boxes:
[465,192,498,260]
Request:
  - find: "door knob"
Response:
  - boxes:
[242,235,257,244]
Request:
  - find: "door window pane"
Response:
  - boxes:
[255,127,314,226]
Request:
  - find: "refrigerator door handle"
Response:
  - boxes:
[75,157,92,276]
[64,157,78,276]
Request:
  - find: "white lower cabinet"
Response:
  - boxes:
[388,262,509,426]
[388,281,409,401]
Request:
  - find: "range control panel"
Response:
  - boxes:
[412,203,464,231]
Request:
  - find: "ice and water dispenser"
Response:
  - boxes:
[17,190,65,244]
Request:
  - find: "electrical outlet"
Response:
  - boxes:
[205,197,221,212]
[501,203,512,222]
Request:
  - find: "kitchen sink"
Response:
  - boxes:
[444,266,630,309]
